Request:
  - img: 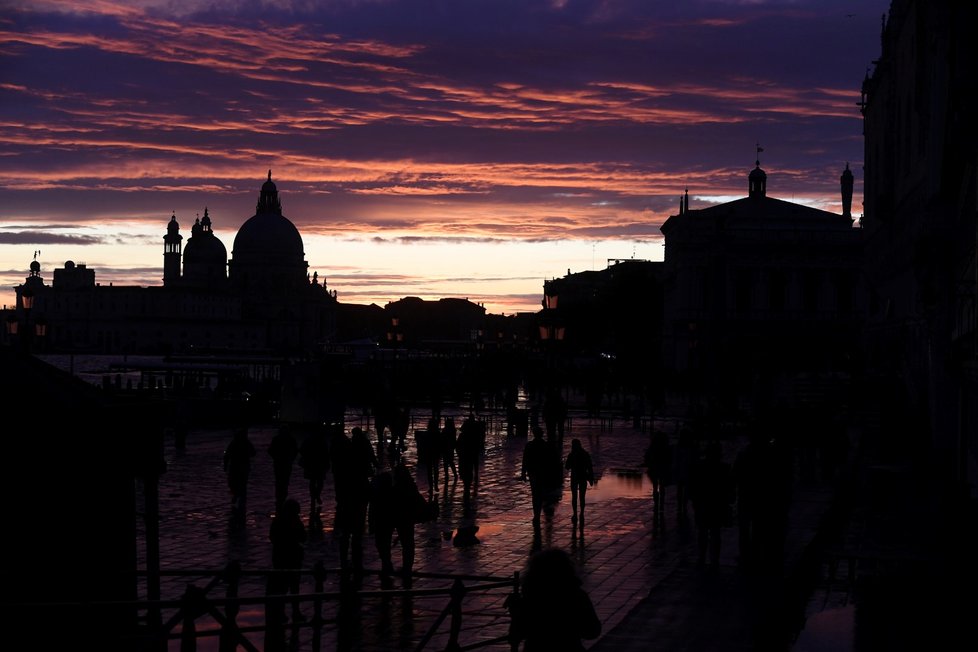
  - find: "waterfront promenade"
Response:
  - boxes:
[134,399,855,651]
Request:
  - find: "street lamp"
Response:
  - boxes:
[20,287,34,353]
[34,318,47,352]
[540,289,565,402]
[387,315,403,357]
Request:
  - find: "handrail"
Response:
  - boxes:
[9,563,522,651]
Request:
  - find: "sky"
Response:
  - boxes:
[0,0,891,315]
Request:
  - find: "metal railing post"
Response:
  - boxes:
[312,561,326,652]
[219,561,241,652]
[180,584,206,652]
[505,571,522,652]
[446,578,465,651]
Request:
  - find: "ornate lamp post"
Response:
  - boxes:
[539,289,565,393]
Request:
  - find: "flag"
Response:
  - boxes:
[756,146,764,153]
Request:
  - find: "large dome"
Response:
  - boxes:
[232,211,304,262]
[231,171,305,263]
[229,172,309,295]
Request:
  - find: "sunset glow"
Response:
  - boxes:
[0,0,887,315]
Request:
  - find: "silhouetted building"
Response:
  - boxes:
[540,259,665,401]
[5,173,338,356]
[0,347,154,650]
[861,0,978,497]
[660,161,865,414]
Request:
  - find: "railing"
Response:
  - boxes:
[74,563,521,651]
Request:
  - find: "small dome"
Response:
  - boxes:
[184,207,227,267]
[748,161,767,198]
[29,260,40,272]
[65,260,75,270]
[184,230,228,265]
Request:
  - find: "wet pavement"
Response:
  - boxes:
[133,395,962,652]
[138,402,694,650]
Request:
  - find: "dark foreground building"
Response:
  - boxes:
[860,0,978,501]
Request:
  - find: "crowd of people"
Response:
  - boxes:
[218,394,816,649]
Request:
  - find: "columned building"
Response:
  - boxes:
[660,160,864,414]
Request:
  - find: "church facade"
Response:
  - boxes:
[6,173,338,356]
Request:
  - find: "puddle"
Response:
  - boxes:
[570,469,651,502]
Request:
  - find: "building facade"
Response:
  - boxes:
[861,0,978,497]
[660,161,865,414]
[4,173,338,356]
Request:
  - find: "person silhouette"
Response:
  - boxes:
[268,424,298,511]
[223,426,256,514]
[521,426,553,526]
[440,416,459,482]
[673,423,698,519]
[543,388,568,445]
[297,426,330,519]
[643,428,673,515]
[733,429,767,569]
[507,547,601,651]
[457,413,482,513]
[393,462,423,587]
[268,498,307,624]
[690,440,735,569]
[565,438,595,533]
[324,426,377,586]
[420,416,441,497]
[368,468,398,585]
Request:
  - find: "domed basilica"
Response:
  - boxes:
[10,173,338,355]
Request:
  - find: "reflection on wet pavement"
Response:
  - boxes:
[583,469,651,501]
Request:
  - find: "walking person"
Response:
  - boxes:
[690,440,735,570]
[565,438,595,534]
[506,547,601,651]
[457,413,482,513]
[368,468,398,586]
[643,428,673,515]
[268,498,307,625]
[674,423,698,519]
[420,416,441,497]
[521,426,553,526]
[440,416,459,482]
[733,429,767,569]
[223,426,256,514]
[268,424,298,511]
[376,462,424,588]
[297,425,330,520]
[326,426,378,586]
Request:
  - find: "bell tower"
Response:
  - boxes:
[163,213,182,286]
